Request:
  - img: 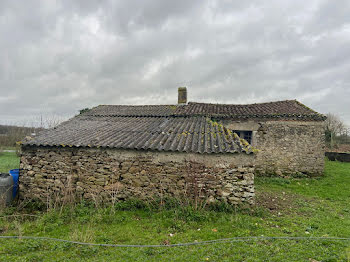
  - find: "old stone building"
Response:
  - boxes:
[174,98,326,176]
[20,88,325,205]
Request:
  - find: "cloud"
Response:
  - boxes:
[1,0,350,127]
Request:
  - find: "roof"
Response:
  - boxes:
[87,105,177,117]
[85,100,325,120]
[176,100,326,120]
[22,99,324,154]
[23,116,253,154]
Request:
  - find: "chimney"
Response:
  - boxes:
[178,87,187,104]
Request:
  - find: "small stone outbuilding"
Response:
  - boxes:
[20,88,326,205]
[20,111,256,205]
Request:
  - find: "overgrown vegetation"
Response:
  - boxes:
[0,153,350,261]
[79,108,90,114]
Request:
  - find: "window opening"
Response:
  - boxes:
[232,130,252,144]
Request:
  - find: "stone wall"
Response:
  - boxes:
[19,147,255,205]
[221,119,325,176]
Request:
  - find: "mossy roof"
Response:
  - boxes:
[22,116,254,154]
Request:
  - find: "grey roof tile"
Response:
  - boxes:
[23,116,253,154]
[86,105,177,117]
[84,100,325,120]
[175,100,325,120]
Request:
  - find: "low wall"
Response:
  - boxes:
[325,152,350,162]
[19,146,256,205]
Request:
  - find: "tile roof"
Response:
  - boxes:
[23,116,254,154]
[85,100,325,120]
[22,99,324,154]
[86,105,177,117]
[176,100,325,120]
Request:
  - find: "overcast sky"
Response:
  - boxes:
[1,0,350,127]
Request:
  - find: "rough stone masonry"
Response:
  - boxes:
[221,120,325,176]
[20,147,256,205]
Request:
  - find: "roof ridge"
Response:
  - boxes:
[96,104,178,107]
[188,99,298,106]
[94,99,299,107]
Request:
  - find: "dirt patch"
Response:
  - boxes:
[255,191,313,215]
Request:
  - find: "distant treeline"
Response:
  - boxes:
[0,125,43,148]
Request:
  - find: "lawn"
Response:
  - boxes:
[0,151,19,173]
[0,153,350,261]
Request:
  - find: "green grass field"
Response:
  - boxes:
[0,151,19,173]
[0,152,350,261]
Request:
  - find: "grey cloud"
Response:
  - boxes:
[307,0,350,33]
[1,0,350,127]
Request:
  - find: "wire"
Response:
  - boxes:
[0,235,349,248]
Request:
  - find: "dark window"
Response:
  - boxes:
[243,132,252,144]
[232,130,252,144]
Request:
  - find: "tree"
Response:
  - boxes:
[325,113,346,148]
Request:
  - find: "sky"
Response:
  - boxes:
[1,0,350,127]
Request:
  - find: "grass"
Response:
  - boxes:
[0,146,16,151]
[0,154,350,261]
[0,151,19,173]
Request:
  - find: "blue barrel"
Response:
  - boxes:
[9,169,19,198]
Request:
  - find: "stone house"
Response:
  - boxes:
[174,93,326,176]
[19,87,325,205]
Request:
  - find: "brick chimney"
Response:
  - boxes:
[178,87,187,104]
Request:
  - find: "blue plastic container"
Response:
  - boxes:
[9,169,19,198]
